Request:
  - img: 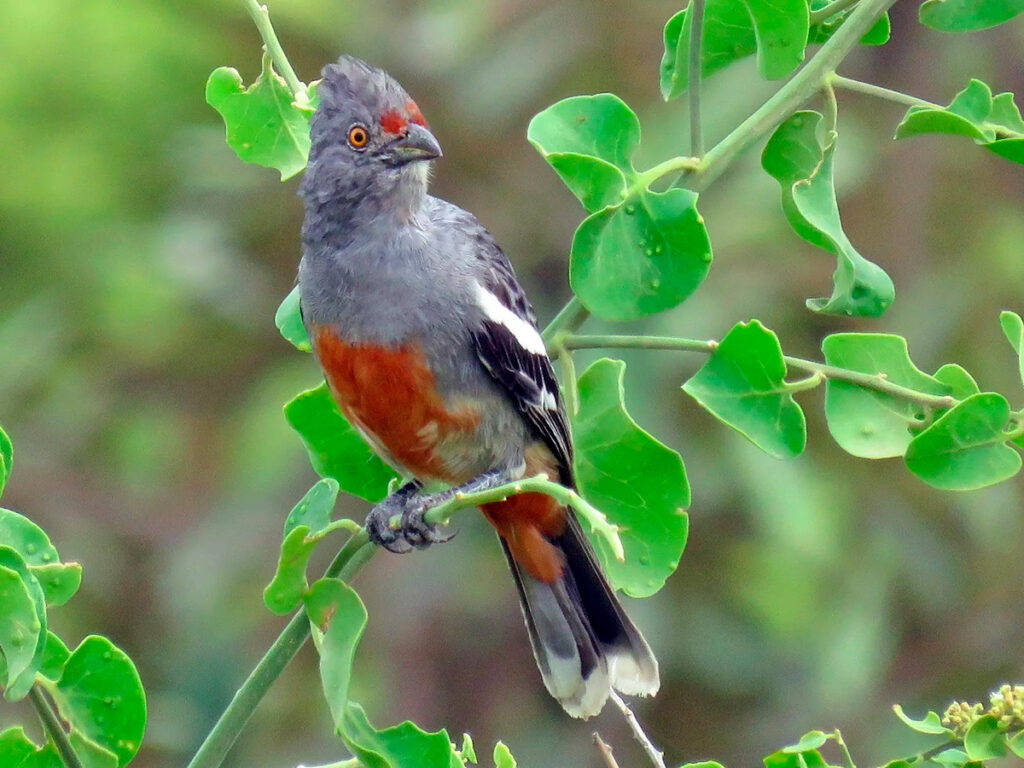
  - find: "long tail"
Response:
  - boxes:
[498,514,660,718]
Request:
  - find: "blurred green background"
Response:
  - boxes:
[2,1,1024,766]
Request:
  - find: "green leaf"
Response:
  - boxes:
[53,635,146,766]
[69,732,119,768]
[963,715,1005,761]
[1000,310,1024,387]
[458,733,477,764]
[809,3,891,45]
[574,359,689,597]
[0,546,47,701]
[285,478,341,538]
[763,111,894,316]
[763,748,829,768]
[0,425,12,498]
[934,364,980,400]
[527,94,636,212]
[0,508,61,567]
[570,188,713,320]
[822,334,950,458]
[206,54,311,180]
[905,393,1022,490]
[276,286,311,352]
[306,577,365,729]
[681,763,726,768]
[895,80,1024,166]
[493,742,517,768]
[783,730,829,753]
[1007,731,1024,758]
[929,748,971,768]
[919,0,1024,31]
[0,727,36,764]
[660,0,809,100]
[31,563,82,607]
[18,743,64,768]
[264,526,319,615]
[893,704,955,735]
[39,631,70,681]
[0,564,39,689]
[342,704,462,768]
[684,320,807,458]
[284,383,399,502]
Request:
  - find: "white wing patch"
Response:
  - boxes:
[474,283,547,355]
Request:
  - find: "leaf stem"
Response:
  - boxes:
[29,685,84,768]
[241,0,309,105]
[562,333,959,410]
[542,295,590,346]
[687,0,706,158]
[830,74,937,110]
[832,729,856,768]
[809,0,862,25]
[186,531,373,768]
[593,733,621,768]
[558,345,580,418]
[686,0,898,192]
[609,691,666,768]
[823,78,839,135]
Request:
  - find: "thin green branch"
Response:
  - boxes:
[809,0,862,25]
[558,345,580,418]
[687,0,706,158]
[832,729,856,768]
[562,333,959,410]
[242,0,309,105]
[830,74,937,110]
[686,0,898,192]
[186,532,374,768]
[542,295,590,346]
[823,79,839,135]
[28,685,84,768]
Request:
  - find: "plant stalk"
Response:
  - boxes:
[687,0,706,158]
[29,685,84,768]
[241,0,308,104]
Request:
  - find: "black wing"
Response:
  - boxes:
[469,242,574,485]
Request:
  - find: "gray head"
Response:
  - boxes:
[299,56,442,215]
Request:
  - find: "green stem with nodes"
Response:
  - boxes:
[561,334,959,410]
[542,295,590,343]
[29,685,84,768]
[186,531,374,768]
[242,0,309,105]
[809,0,862,25]
[688,0,706,158]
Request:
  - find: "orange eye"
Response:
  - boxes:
[347,125,369,149]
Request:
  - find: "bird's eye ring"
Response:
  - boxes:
[347,124,369,150]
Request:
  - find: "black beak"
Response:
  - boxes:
[382,123,443,165]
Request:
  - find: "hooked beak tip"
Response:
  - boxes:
[387,123,442,164]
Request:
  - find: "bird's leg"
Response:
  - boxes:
[399,468,515,550]
[365,480,422,553]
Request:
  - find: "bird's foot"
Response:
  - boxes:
[399,492,457,550]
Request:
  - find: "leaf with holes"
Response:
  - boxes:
[683,320,807,458]
[1000,310,1024,387]
[574,359,689,597]
[276,286,311,352]
[570,188,712,320]
[763,111,894,316]
[895,80,1024,166]
[905,393,1022,490]
[660,0,809,100]
[52,635,146,766]
[206,54,312,180]
[527,94,637,212]
[919,0,1024,31]
[822,334,951,458]
[285,383,398,502]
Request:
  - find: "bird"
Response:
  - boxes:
[297,55,658,718]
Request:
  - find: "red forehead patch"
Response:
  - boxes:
[379,109,407,135]
[406,100,428,127]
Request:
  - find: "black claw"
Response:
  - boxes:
[399,497,456,550]
[366,496,414,554]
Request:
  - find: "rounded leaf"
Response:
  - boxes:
[574,359,689,597]
[276,286,311,352]
[0,425,12,498]
[919,0,1024,31]
[0,564,40,688]
[963,714,1006,761]
[570,189,712,320]
[54,635,146,766]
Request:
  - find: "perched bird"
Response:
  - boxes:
[297,55,658,718]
